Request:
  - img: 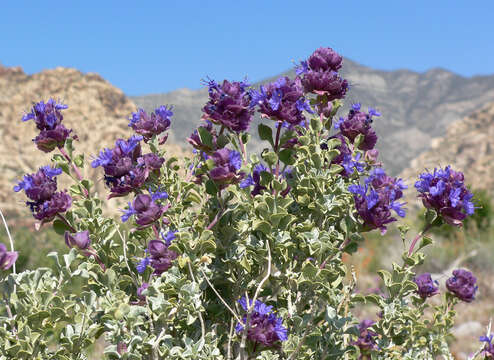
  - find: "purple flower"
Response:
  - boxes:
[14,166,61,202]
[202,79,254,133]
[161,230,177,246]
[149,186,168,202]
[64,230,91,250]
[480,334,494,358]
[352,320,378,353]
[92,136,164,198]
[209,148,243,185]
[338,107,380,151]
[307,47,343,72]
[128,106,172,142]
[137,282,149,300]
[414,273,439,299]
[342,153,365,176]
[22,99,72,152]
[297,47,348,99]
[147,239,178,275]
[446,269,477,302]
[415,166,475,226]
[235,297,288,347]
[250,77,309,126]
[136,255,150,274]
[30,191,72,221]
[348,168,407,234]
[132,194,165,227]
[239,164,268,196]
[0,242,18,271]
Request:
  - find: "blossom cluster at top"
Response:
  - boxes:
[415,166,475,226]
[348,168,407,234]
[249,76,312,127]
[128,105,173,143]
[22,99,73,153]
[202,79,254,133]
[13,166,71,221]
[91,135,165,198]
[235,297,288,347]
[296,47,348,102]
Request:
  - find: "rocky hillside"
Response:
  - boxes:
[0,64,184,217]
[400,101,494,194]
[131,59,494,175]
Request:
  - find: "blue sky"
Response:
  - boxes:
[1,1,493,95]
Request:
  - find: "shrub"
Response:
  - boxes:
[1,47,490,360]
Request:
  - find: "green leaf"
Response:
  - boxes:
[279,148,295,165]
[205,179,218,195]
[417,236,433,251]
[74,154,84,168]
[258,124,274,147]
[197,126,214,148]
[262,151,277,166]
[53,219,71,235]
[310,117,322,132]
[253,220,271,235]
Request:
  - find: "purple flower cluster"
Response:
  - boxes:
[235,297,288,347]
[22,99,73,153]
[209,148,243,185]
[348,168,407,234]
[352,320,378,353]
[0,242,18,271]
[202,79,254,133]
[335,103,380,151]
[147,231,179,275]
[128,105,172,143]
[91,135,164,198]
[249,77,312,126]
[480,334,494,358]
[415,166,475,226]
[297,47,348,100]
[446,269,477,302]
[121,193,168,228]
[14,166,72,221]
[414,273,439,299]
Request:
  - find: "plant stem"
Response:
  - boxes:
[199,268,243,324]
[0,208,16,276]
[58,147,89,197]
[408,223,432,256]
[187,261,206,342]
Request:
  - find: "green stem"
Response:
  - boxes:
[408,222,432,256]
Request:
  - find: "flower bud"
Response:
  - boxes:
[64,230,91,250]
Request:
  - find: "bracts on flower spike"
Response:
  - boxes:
[22,99,75,153]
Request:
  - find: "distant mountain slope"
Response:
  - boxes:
[131,59,494,175]
[400,101,494,194]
